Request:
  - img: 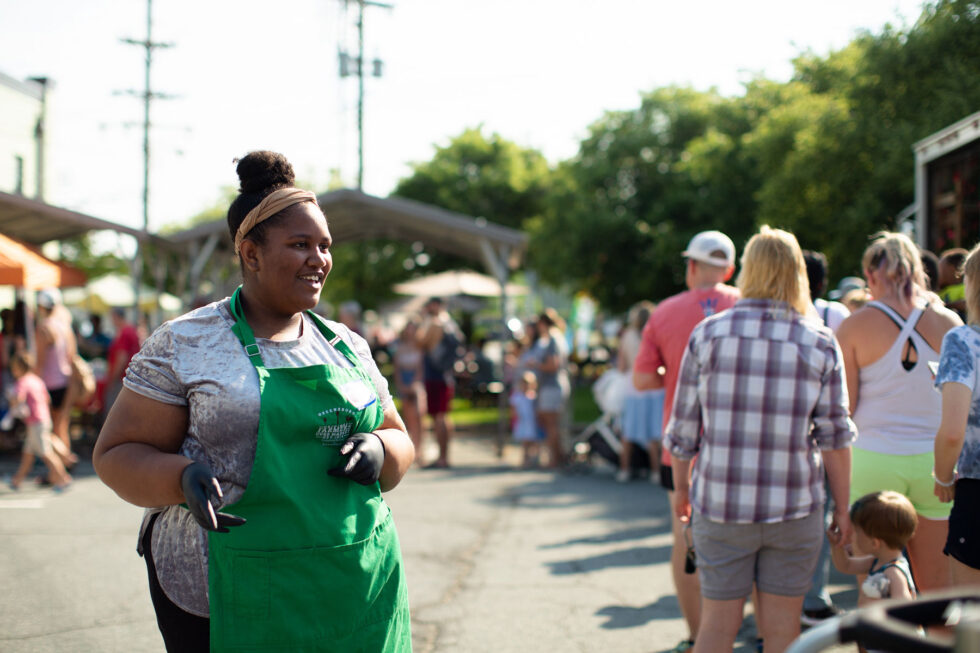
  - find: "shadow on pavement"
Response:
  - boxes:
[546,543,672,575]
[596,594,681,628]
[540,524,665,548]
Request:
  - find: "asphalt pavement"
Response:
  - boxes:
[0,430,858,652]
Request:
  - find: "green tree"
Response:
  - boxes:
[57,235,129,280]
[780,0,980,276]
[392,126,553,274]
[741,80,872,273]
[530,86,760,311]
[394,126,552,231]
[319,239,419,310]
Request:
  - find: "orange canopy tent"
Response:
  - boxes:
[0,233,86,289]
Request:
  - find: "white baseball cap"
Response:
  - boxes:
[682,231,735,268]
[828,276,866,301]
[36,288,62,309]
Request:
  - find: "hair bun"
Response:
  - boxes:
[235,151,295,194]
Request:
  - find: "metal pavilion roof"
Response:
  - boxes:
[0,187,528,304]
[0,190,172,248]
[168,188,528,269]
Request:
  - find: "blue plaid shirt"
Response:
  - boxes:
[665,299,856,524]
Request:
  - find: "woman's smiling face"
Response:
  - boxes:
[251,201,333,316]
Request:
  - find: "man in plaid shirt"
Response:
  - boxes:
[665,227,856,653]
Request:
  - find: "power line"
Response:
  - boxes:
[117,0,173,318]
[337,0,392,190]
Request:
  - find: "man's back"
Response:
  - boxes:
[635,284,740,429]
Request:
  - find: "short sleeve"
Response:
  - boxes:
[634,314,664,375]
[936,328,977,393]
[123,323,187,406]
[811,337,857,450]
[340,327,393,410]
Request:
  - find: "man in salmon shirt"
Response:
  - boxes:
[633,230,738,653]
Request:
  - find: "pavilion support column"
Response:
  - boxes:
[186,233,220,306]
[151,252,168,327]
[479,238,514,459]
[173,256,189,309]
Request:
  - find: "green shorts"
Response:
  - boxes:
[850,448,951,520]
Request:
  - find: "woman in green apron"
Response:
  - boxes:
[93,151,415,652]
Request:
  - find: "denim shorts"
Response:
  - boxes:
[691,510,823,600]
[536,385,567,413]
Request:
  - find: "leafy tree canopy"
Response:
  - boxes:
[394,126,552,231]
[529,0,980,309]
[391,125,554,277]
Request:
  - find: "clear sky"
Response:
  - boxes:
[0,0,927,235]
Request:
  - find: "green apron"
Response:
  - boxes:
[207,288,412,652]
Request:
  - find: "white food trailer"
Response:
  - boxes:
[912,110,980,253]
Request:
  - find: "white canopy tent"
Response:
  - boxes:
[392,270,527,299]
[62,274,182,315]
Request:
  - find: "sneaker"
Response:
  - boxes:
[801,604,843,626]
[615,469,631,483]
[669,639,694,652]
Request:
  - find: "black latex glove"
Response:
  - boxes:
[180,462,246,533]
[327,432,386,485]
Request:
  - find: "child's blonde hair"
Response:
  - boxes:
[849,491,917,550]
[9,350,34,374]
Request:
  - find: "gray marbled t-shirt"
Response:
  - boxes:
[124,297,392,617]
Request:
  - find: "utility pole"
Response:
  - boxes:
[26,76,49,202]
[119,0,173,319]
[338,0,391,190]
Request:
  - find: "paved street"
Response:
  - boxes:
[0,431,857,652]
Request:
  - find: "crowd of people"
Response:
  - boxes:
[0,290,149,491]
[4,150,978,652]
[385,299,577,472]
[599,226,980,653]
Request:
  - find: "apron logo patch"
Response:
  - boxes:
[315,407,357,446]
[339,380,378,410]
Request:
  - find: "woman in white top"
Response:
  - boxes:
[837,231,961,596]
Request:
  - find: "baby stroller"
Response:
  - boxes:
[786,588,980,653]
[570,368,650,472]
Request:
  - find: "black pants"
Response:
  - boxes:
[142,513,210,652]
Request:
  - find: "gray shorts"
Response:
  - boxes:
[536,385,567,413]
[692,509,823,600]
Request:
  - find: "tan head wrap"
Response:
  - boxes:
[234,188,319,255]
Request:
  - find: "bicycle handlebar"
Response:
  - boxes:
[787,588,980,653]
